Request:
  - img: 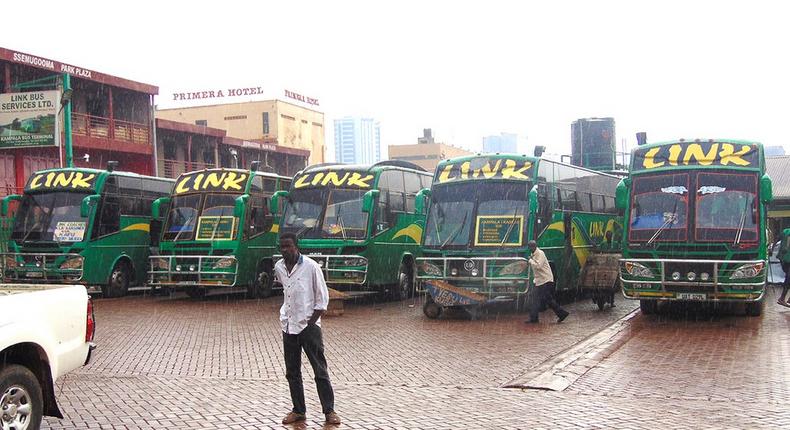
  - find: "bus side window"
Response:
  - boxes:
[248,194,272,237]
[93,195,121,238]
[375,194,392,234]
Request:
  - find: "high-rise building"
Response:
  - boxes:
[333,117,381,164]
[482,132,518,153]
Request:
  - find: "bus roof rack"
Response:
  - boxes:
[370,160,426,172]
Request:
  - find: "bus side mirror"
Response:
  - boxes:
[80,195,99,218]
[761,174,773,204]
[234,194,249,218]
[1,194,22,217]
[272,190,289,214]
[415,188,431,214]
[615,178,630,210]
[528,185,539,213]
[151,197,171,219]
[362,189,380,213]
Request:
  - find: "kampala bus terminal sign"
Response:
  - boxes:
[0,90,60,149]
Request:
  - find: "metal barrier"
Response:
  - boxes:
[273,254,367,285]
[1,252,84,282]
[148,255,238,287]
[416,256,531,294]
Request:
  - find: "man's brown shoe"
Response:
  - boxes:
[282,412,306,424]
[325,411,341,425]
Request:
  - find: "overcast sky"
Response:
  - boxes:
[5,0,789,159]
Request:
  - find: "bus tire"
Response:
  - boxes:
[745,300,764,316]
[248,269,273,299]
[639,299,657,315]
[104,260,131,298]
[0,364,43,430]
[423,299,442,319]
[393,262,415,301]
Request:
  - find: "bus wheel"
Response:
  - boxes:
[0,364,43,430]
[639,299,657,315]
[248,270,273,299]
[423,299,443,319]
[745,300,764,316]
[393,262,414,301]
[104,261,131,298]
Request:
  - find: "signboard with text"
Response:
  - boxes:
[0,90,60,149]
[474,215,524,247]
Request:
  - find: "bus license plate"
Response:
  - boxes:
[677,293,706,301]
[25,272,43,278]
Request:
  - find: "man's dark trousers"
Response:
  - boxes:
[529,281,565,321]
[283,324,334,414]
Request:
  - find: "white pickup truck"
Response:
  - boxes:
[1,284,95,429]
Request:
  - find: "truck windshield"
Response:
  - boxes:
[163,193,239,241]
[629,173,689,242]
[695,172,758,242]
[424,181,530,248]
[281,188,369,239]
[11,192,90,242]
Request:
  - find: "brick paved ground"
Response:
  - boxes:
[41,287,790,429]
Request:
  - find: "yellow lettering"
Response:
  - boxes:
[44,172,55,187]
[222,172,247,191]
[70,173,94,189]
[481,160,502,178]
[346,173,373,188]
[668,144,682,166]
[29,174,43,189]
[438,165,456,183]
[203,172,225,189]
[53,172,74,188]
[294,174,311,189]
[460,162,471,179]
[192,174,204,191]
[321,172,350,186]
[683,143,719,166]
[175,177,191,194]
[719,144,752,166]
[589,221,604,238]
[311,172,325,186]
[500,160,532,180]
[642,147,665,169]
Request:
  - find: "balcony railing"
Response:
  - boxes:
[162,159,216,179]
[71,113,150,146]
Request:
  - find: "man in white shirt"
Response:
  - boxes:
[276,232,341,425]
[525,240,569,324]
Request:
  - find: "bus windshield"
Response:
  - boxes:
[629,173,689,242]
[281,188,369,239]
[695,172,758,242]
[11,191,90,243]
[424,181,530,248]
[163,193,239,241]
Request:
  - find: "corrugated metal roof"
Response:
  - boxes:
[766,156,790,200]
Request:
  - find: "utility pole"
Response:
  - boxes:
[62,73,73,168]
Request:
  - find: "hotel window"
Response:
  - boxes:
[195,120,207,126]
[224,115,247,120]
[262,112,269,134]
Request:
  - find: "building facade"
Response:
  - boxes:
[156,100,325,165]
[482,132,518,153]
[333,117,381,164]
[1,47,158,196]
[389,129,473,172]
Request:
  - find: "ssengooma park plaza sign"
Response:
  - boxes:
[0,90,60,149]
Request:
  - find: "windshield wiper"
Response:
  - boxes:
[336,214,347,241]
[647,198,679,246]
[172,209,195,242]
[733,197,750,246]
[440,210,469,250]
[498,209,520,251]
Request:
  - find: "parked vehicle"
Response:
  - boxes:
[275,161,432,299]
[416,153,623,318]
[1,283,96,429]
[617,139,772,316]
[148,163,291,298]
[0,163,174,297]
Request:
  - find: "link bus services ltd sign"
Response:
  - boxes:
[0,90,60,149]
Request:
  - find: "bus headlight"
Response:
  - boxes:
[624,262,654,278]
[60,257,83,270]
[499,260,529,276]
[212,258,235,269]
[420,262,442,276]
[731,262,764,279]
[687,272,696,281]
[700,272,710,281]
[342,257,367,267]
[671,272,681,281]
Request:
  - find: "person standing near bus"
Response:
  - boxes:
[525,240,570,324]
[276,232,341,426]
[777,228,790,306]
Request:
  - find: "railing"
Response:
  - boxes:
[148,255,237,287]
[162,159,216,179]
[71,113,150,145]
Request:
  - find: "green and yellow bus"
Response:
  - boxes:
[416,153,623,318]
[275,161,432,299]
[1,164,174,297]
[617,139,772,315]
[148,164,291,298]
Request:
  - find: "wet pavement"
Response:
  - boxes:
[44,287,790,429]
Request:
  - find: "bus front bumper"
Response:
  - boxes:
[1,252,84,283]
[620,258,767,302]
[416,256,530,303]
[148,255,238,288]
[274,254,368,286]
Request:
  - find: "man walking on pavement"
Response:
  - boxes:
[525,240,570,324]
[276,232,341,425]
